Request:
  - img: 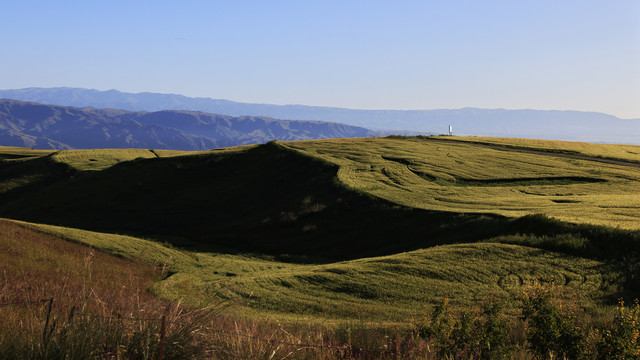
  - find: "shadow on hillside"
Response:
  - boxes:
[0,142,638,300]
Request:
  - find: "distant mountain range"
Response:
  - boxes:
[1,87,639,144]
[0,99,387,150]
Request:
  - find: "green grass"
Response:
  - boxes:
[3,218,638,358]
[1,137,639,324]
[2,138,637,231]
[51,149,160,171]
[0,152,73,200]
[50,148,232,171]
[0,146,214,173]
[283,137,639,229]
[0,139,638,263]
[0,141,512,261]
[11,218,619,323]
[0,147,55,161]
[2,136,639,357]
[435,135,640,163]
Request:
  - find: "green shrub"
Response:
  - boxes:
[476,302,513,359]
[415,297,513,359]
[520,285,587,359]
[596,299,640,359]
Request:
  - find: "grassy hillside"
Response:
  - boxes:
[0,146,205,172]
[0,141,509,261]
[0,219,164,310]
[2,137,639,357]
[50,148,220,171]
[0,218,213,359]
[435,135,640,162]
[51,149,160,171]
[285,137,639,229]
[1,139,636,262]
[11,219,619,323]
[0,147,55,159]
[1,137,639,321]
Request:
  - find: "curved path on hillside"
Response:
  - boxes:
[424,137,640,168]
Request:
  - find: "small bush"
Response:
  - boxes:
[520,284,587,359]
[596,299,640,359]
[415,297,514,359]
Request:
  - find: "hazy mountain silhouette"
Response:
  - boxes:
[0,99,387,150]
[1,87,638,144]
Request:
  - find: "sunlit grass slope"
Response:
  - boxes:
[284,137,640,229]
[51,149,158,171]
[0,145,208,173]
[0,147,54,160]
[12,219,619,322]
[0,147,175,197]
[50,148,223,171]
[435,136,640,162]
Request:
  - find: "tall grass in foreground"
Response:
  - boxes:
[2,219,639,359]
[4,289,637,359]
[207,291,639,359]
[0,300,212,360]
[0,219,214,359]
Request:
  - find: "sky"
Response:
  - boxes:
[1,0,639,118]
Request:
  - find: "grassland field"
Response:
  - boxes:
[0,136,638,328]
[5,219,619,323]
[433,135,640,163]
[285,137,639,229]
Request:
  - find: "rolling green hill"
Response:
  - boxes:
[9,219,620,322]
[0,136,639,322]
[286,137,639,230]
[434,135,640,163]
[1,138,637,260]
[0,141,514,261]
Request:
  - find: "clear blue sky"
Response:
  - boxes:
[1,0,639,118]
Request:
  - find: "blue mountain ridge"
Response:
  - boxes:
[1,87,638,144]
[0,99,394,150]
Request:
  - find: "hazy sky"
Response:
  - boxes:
[2,1,639,118]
